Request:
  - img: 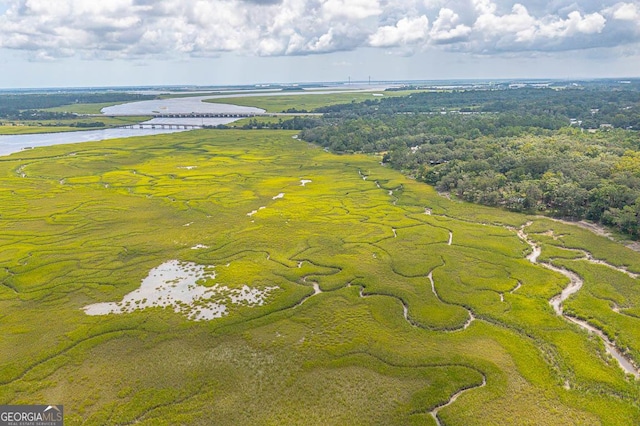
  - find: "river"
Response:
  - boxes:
[0,115,248,157]
[100,95,265,116]
[0,94,266,156]
[0,86,389,157]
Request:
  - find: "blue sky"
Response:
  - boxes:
[0,0,639,88]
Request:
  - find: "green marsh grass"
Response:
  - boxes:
[0,129,638,424]
[206,91,419,113]
[44,102,132,115]
[0,116,151,134]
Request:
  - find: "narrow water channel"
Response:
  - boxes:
[518,224,640,379]
[430,376,487,426]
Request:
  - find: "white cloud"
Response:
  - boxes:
[308,29,336,52]
[0,0,635,61]
[285,33,308,55]
[473,0,497,15]
[322,0,381,20]
[472,2,607,49]
[474,4,536,39]
[540,11,606,37]
[430,8,472,43]
[604,2,640,21]
[369,16,430,47]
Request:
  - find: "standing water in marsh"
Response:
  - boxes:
[83,260,278,321]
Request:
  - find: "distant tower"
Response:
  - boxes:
[348,76,351,85]
[369,76,371,85]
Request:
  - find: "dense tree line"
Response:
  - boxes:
[300,83,640,237]
[0,119,106,128]
[1,110,76,120]
[213,116,322,130]
[70,121,106,128]
[0,92,154,118]
[316,85,640,130]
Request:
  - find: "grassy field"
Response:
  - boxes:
[205,91,417,113]
[157,90,284,99]
[0,116,151,134]
[0,129,638,424]
[44,102,133,115]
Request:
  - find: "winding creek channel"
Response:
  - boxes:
[7,92,639,421]
[517,223,640,379]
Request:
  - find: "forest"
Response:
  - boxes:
[299,81,640,237]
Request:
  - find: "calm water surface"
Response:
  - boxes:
[0,87,387,156]
[101,96,265,115]
[0,118,239,156]
[0,95,264,156]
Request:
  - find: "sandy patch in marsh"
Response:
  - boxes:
[83,260,277,321]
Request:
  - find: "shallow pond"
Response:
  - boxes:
[83,260,278,321]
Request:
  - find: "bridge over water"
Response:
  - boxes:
[121,123,203,130]
[97,112,261,119]
[152,112,259,118]
[106,111,261,130]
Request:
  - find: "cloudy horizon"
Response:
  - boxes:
[0,0,639,88]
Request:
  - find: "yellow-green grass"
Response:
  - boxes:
[528,218,640,273]
[206,91,420,113]
[0,116,151,134]
[0,130,638,424]
[44,102,132,115]
[559,260,640,364]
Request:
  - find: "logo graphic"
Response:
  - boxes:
[0,405,63,426]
